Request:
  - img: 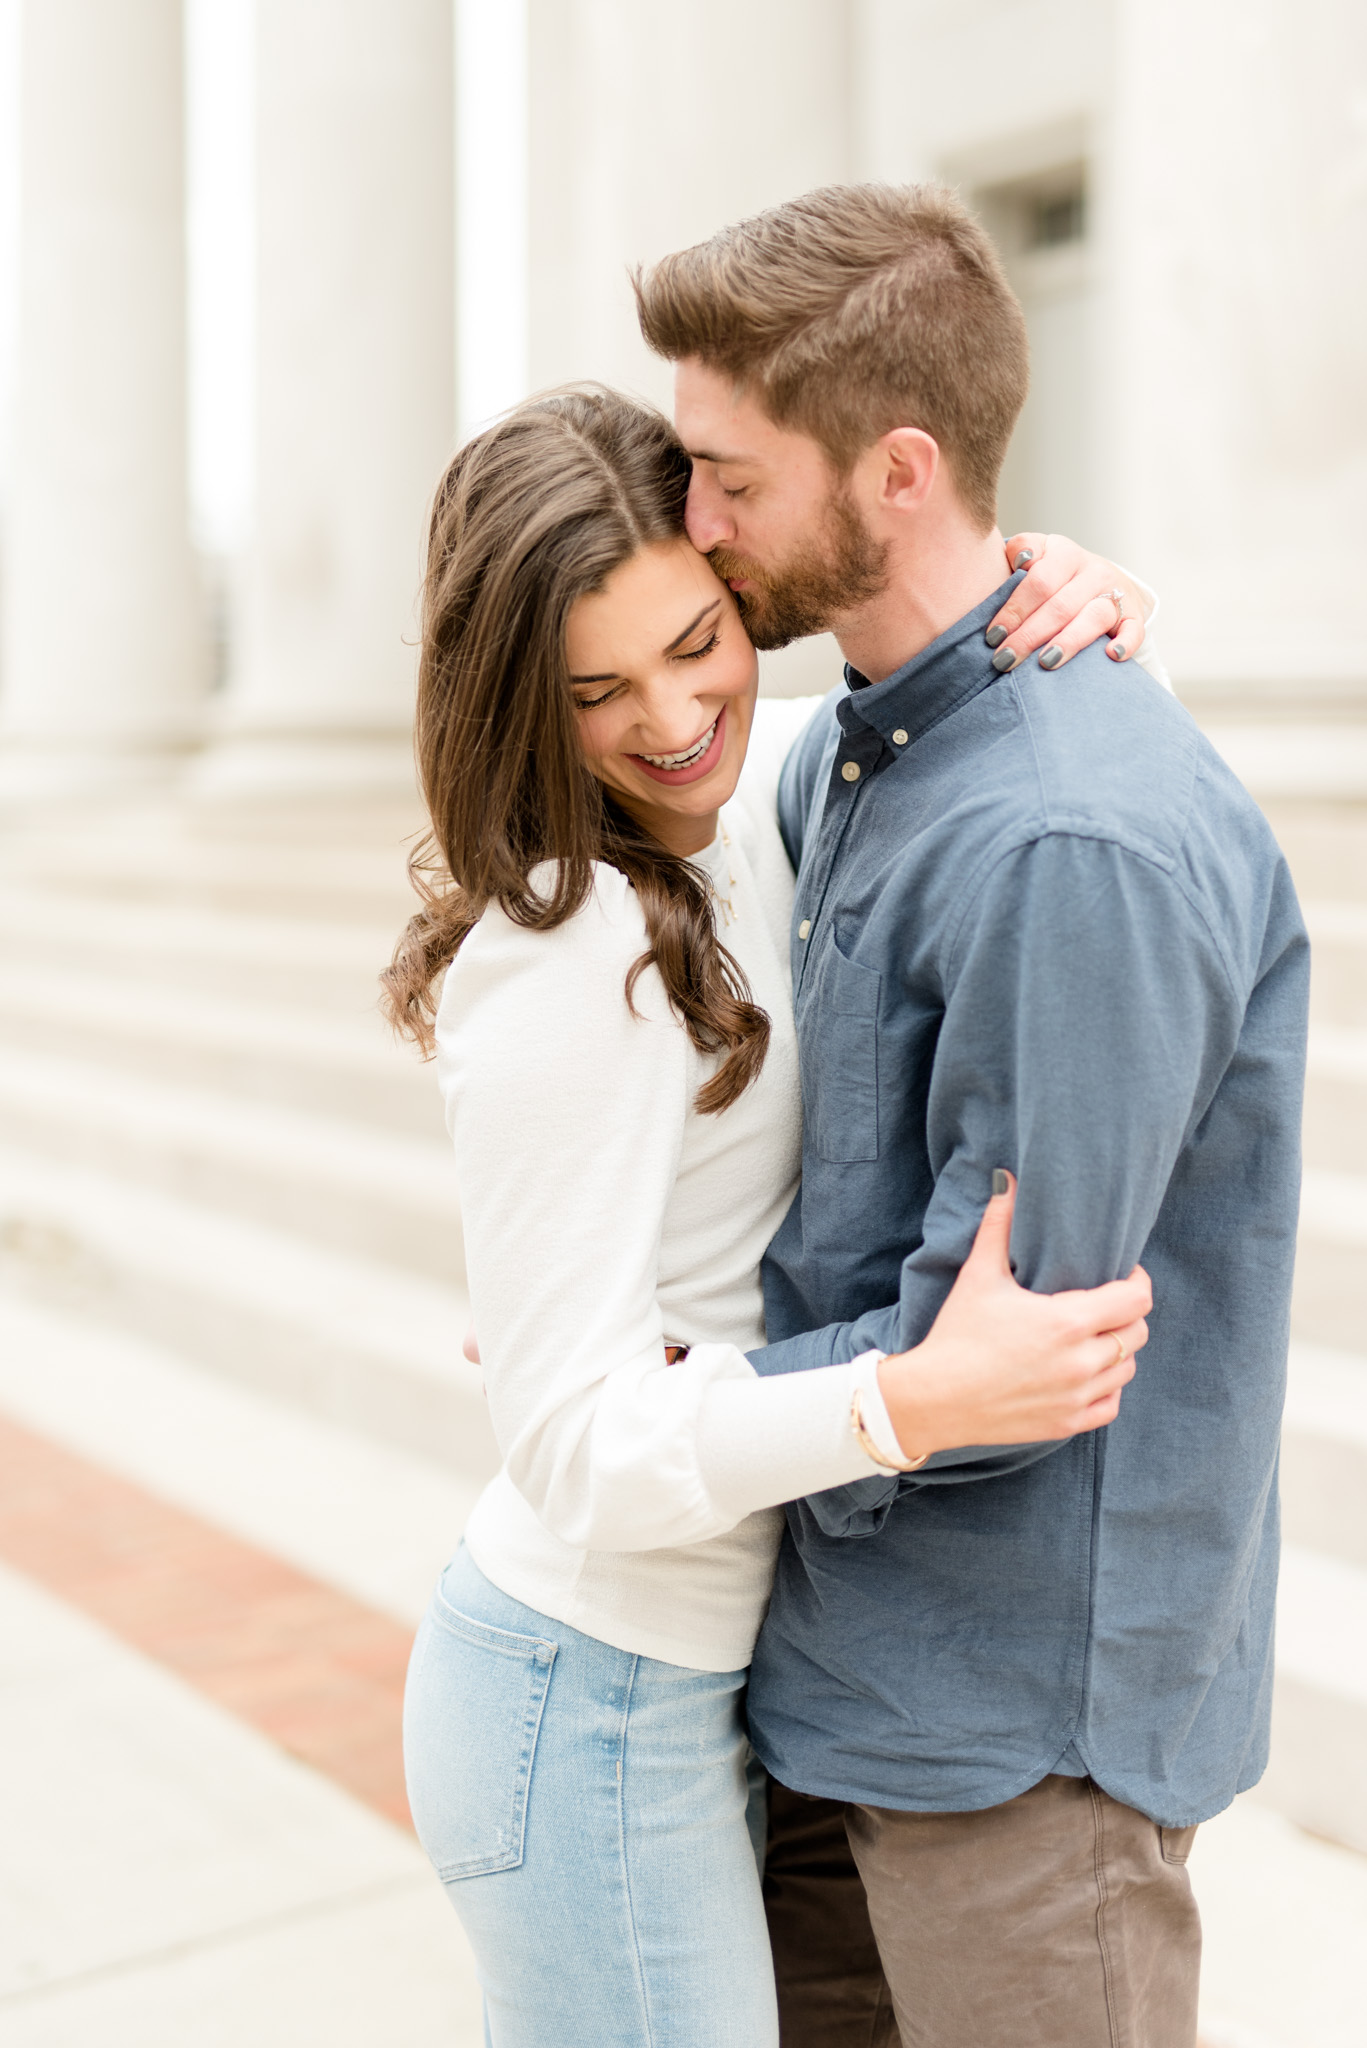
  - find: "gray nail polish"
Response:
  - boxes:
[992,1169,1010,1196]
[1013,549,1035,567]
[1039,645,1063,670]
[991,647,1018,673]
[985,624,1007,649]
[1110,642,1127,660]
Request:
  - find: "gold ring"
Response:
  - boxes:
[1110,1332,1128,1368]
[1102,588,1126,629]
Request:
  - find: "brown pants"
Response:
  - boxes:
[765,1775,1201,2048]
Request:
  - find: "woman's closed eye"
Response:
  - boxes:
[673,629,721,664]
[573,682,624,711]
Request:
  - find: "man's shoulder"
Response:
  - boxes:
[952,647,1303,996]
[1004,642,1268,872]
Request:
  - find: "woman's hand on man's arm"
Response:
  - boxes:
[877,1173,1149,1466]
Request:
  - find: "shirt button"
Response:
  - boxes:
[798,919,811,940]
[841,760,861,782]
[892,728,908,745]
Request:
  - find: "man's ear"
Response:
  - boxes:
[871,427,940,514]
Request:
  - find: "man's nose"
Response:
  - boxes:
[685,475,734,555]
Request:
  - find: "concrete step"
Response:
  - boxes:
[0,1044,462,1285]
[1304,898,1367,1028]
[1260,1542,1367,1856]
[1191,1793,1367,2048]
[1260,800,1367,900]
[1200,725,1367,803]
[0,1292,482,1625]
[1292,1166,1367,1354]
[0,795,427,924]
[1304,1024,1367,1170]
[0,881,400,1012]
[1268,1346,1367,1859]
[0,962,442,1139]
[0,1143,492,1479]
[1281,1342,1367,1573]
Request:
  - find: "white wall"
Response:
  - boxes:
[1107,0,1367,688]
[856,0,1367,691]
[853,0,1109,185]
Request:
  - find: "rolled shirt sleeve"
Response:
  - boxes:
[753,828,1247,1530]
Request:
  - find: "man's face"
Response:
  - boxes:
[674,358,888,651]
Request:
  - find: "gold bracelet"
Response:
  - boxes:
[850,1383,930,1474]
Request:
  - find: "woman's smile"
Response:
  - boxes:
[565,537,759,855]
[630,708,726,784]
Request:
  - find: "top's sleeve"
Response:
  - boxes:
[733,696,828,848]
[776,691,844,870]
[749,692,829,762]
[1119,570,1172,692]
[752,830,1247,1529]
[438,874,886,1555]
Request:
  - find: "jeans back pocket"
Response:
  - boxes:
[805,933,881,1163]
[403,1592,556,1881]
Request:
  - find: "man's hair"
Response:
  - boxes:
[633,182,1029,533]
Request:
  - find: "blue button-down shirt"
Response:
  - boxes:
[746,577,1308,1827]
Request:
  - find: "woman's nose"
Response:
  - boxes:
[684,474,734,554]
[635,683,713,755]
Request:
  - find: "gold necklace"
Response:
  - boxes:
[714,822,739,927]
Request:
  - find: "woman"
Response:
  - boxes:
[386,387,1157,2047]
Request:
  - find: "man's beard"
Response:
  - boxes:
[709,489,890,652]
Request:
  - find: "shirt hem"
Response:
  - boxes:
[465,1532,760,1676]
[755,1732,1263,1831]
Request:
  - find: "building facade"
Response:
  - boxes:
[3,0,1363,792]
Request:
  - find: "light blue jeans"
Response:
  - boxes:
[403,1546,777,2048]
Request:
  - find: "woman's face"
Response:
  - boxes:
[566,536,759,857]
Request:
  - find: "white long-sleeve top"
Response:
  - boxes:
[440,624,1172,1673]
[440,697,891,1670]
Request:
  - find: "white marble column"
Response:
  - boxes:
[0,0,203,799]
[1102,0,1367,688]
[196,0,455,799]
[527,0,853,406]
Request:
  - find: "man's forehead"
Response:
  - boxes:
[673,358,770,462]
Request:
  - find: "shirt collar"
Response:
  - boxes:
[837,571,1025,747]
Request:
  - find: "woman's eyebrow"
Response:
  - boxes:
[663,599,721,655]
[571,598,723,683]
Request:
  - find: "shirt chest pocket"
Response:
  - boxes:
[805,935,881,1163]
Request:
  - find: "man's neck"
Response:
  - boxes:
[835,527,1012,687]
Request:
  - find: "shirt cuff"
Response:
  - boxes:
[851,1350,908,1467]
[692,1350,888,1523]
[1118,567,1158,626]
[1112,565,1172,693]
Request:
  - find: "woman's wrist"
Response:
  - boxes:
[868,1348,936,1470]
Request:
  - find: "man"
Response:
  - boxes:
[635,184,1308,2048]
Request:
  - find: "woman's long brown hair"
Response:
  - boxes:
[381,386,770,1115]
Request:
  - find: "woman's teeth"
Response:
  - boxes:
[639,720,717,771]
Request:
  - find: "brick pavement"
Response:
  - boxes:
[0,1411,1307,2047]
[0,1411,415,1828]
